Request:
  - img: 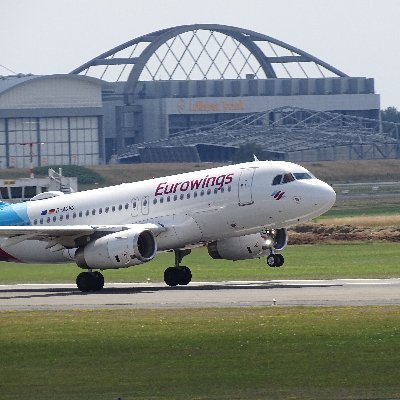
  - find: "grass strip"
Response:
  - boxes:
[0,307,399,400]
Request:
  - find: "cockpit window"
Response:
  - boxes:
[282,173,295,183]
[293,173,313,180]
[272,173,295,185]
[272,175,282,185]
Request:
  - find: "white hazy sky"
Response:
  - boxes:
[1,0,399,109]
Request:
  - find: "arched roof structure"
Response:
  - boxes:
[71,24,348,105]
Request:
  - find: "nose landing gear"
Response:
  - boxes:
[266,253,284,268]
[164,249,192,287]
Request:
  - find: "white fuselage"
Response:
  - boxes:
[0,161,336,264]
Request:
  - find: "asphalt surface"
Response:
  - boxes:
[0,279,399,310]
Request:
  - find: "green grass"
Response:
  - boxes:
[1,242,400,284]
[0,307,399,400]
[320,196,400,219]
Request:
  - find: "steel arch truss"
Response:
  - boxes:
[71,24,348,104]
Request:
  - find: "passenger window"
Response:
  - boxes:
[160,197,164,203]
[79,211,83,217]
[180,194,184,200]
[125,203,129,210]
[92,209,96,215]
[153,198,157,205]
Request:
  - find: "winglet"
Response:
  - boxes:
[253,154,259,161]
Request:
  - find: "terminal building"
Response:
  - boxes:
[1,24,396,167]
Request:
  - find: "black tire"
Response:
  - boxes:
[266,254,277,268]
[76,272,94,292]
[164,267,179,287]
[178,266,192,286]
[275,254,285,267]
[93,271,105,291]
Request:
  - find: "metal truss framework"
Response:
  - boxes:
[71,24,348,104]
[118,107,400,160]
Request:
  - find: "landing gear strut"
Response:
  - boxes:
[164,249,192,287]
[266,253,284,268]
[76,271,104,292]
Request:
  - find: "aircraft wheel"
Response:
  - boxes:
[92,271,105,291]
[76,272,95,292]
[76,271,104,292]
[267,254,284,268]
[164,267,180,287]
[275,254,285,267]
[179,266,192,286]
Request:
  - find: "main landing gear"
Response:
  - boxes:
[164,249,192,287]
[266,253,285,268]
[76,271,105,292]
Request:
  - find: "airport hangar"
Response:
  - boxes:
[1,24,397,169]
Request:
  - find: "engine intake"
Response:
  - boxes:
[75,228,156,269]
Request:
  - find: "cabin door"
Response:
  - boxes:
[238,168,256,206]
[141,196,149,215]
[131,198,139,217]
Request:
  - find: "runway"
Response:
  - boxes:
[0,279,400,310]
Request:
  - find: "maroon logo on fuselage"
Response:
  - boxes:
[155,173,234,196]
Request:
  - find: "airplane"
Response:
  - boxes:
[0,160,335,292]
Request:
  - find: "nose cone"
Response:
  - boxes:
[313,181,336,215]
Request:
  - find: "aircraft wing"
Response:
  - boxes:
[0,223,165,249]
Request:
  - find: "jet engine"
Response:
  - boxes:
[75,228,156,269]
[207,228,287,261]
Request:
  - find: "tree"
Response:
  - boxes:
[381,107,400,124]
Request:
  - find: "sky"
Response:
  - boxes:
[1,0,399,109]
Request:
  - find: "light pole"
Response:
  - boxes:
[18,141,44,179]
[20,120,43,179]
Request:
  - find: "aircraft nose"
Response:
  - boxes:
[313,181,336,212]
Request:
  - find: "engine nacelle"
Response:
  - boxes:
[75,228,156,269]
[208,228,288,261]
